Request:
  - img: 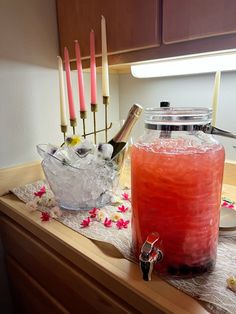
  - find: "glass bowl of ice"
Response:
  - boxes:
[37,140,124,210]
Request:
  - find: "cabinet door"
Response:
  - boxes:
[6,256,67,314]
[56,0,161,60]
[163,0,236,44]
[1,217,135,314]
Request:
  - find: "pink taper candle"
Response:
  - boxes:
[75,40,86,112]
[90,30,97,105]
[64,47,76,120]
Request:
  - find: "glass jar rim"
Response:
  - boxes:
[145,107,212,126]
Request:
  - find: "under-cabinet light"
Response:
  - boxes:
[131,50,236,78]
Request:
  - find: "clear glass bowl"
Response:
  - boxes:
[37,144,122,211]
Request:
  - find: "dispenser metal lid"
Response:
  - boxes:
[145,107,212,127]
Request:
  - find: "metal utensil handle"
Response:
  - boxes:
[208,126,236,139]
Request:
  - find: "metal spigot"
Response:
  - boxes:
[139,232,163,281]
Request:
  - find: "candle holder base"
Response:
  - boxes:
[60,125,67,133]
[80,111,87,119]
[70,118,77,135]
[61,125,67,142]
[103,96,109,105]
[91,104,98,112]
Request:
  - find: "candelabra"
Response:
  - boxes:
[60,100,112,144]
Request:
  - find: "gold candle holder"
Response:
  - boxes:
[80,111,87,138]
[70,118,77,135]
[63,103,112,143]
[91,104,98,143]
[103,96,109,142]
[60,125,67,142]
[81,103,112,138]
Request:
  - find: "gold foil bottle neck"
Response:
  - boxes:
[129,103,143,119]
[111,104,143,143]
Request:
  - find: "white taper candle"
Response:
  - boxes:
[212,71,221,127]
[57,56,67,126]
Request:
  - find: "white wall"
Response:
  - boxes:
[0,0,119,311]
[119,72,236,161]
[0,1,60,311]
[0,0,119,169]
[0,0,59,168]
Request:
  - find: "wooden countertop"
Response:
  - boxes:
[0,160,235,314]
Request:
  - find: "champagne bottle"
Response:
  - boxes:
[109,104,143,159]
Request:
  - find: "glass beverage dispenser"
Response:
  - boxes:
[131,107,226,280]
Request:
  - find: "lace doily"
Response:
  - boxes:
[12,181,236,314]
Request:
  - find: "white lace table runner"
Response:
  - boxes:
[12,180,236,314]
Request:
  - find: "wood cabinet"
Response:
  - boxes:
[56,0,161,60]
[163,0,236,44]
[6,256,68,314]
[0,217,134,314]
[56,0,236,67]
